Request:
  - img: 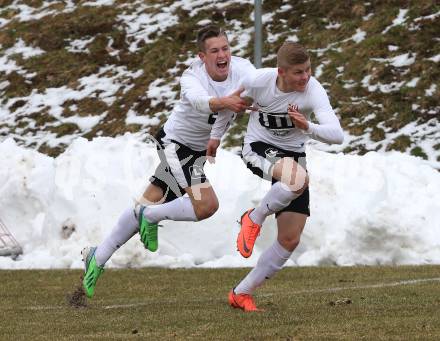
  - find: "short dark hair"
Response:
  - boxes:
[196,25,228,52]
[277,41,310,68]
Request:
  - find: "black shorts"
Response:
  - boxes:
[241,141,310,217]
[149,128,208,203]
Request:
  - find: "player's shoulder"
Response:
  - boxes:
[308,76,320,87]
[304,76,331,106]
[255,67,277,78]
[230,56,256,74]
[230,56,253,67]
[181,59,207,82]
[184,59,204,74]
[306,76,327,93]
[247,67,277,87]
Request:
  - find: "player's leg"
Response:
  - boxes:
[83,183,165,298]
[276,211,307,251]
[82,206,139,298]
[249,156,308,226]
[230,212,307,311]
[137,182,218,253]
[237,143,308,258]
[82,129,173,297]
[138,142,218,250]
[185,182,219,220]
[137,172,183,252]
[140,182,166,204]
[94,181,166,266]
[233,212,306,294]
[139,182,218,226]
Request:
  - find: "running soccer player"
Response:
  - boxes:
[226,41,344,311]
[81,25,255,298]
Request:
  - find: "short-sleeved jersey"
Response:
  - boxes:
[163,56,255,151]
[242,68,343,152]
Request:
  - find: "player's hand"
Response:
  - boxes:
[288,104,309,130]
[222,88,255,113]
[206,138,220,164]
[241,96,258,113]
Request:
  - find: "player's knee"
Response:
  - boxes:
[194,199,219,220]
[142,183,165,204]
[279,234,301,252]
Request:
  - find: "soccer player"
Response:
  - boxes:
[81,25,255,298]
[225,41,344,311]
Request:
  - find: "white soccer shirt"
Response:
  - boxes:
[163,56,255,151]
[242,68,343,152]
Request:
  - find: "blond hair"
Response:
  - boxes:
[277,41,310,68]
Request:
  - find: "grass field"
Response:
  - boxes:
[1,265,440,340]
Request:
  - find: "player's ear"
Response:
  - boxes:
[198,51,206,62]
[277,67,285,77]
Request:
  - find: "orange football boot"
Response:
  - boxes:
[236,209,261,258]
[228,289,262,312]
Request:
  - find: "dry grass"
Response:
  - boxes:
[1,265,440,340]
[0,1,439,157]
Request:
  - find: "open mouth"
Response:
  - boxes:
[217,61,228,70]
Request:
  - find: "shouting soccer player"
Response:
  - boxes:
[81,25,255,298]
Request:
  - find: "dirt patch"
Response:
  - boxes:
[67,282,88,308]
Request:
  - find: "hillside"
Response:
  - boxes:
[0,0,439,166]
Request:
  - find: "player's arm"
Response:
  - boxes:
[180,70,215,114]
[208,85,255,143]
[206,86,256,162]
[181,68,250,114]
[288,85,343,145]
[210,59,258,113]
[205,63,259,162]
[206,138,221,164]
[206,109,237,163]
[209,88,249,113]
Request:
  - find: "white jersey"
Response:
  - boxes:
[242,68,343,152]
[163,56,255,151]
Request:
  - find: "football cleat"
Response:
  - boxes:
[82,246,104,298]
[228,289,262,312]
[236,209,261,258]
[138,205,158,252]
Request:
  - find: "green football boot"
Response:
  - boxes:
[82,246,104,298]
[138,205,158,252]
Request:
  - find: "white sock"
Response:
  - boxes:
[143,196,197,223]
[249,182,299,226]
[95,207,138,266]
[234,240,292,295]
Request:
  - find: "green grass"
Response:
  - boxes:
[1,266,440,340]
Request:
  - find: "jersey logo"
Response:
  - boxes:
[258,111,295,130]
[190,164,204,179]
[265,148,279,159]
[271,129,290,137]
[241,234,251,254]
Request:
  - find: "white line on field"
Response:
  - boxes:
[288,277,440,295]
[104,302,156,309]
[102,277,440,310]
[24,277,440,311]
